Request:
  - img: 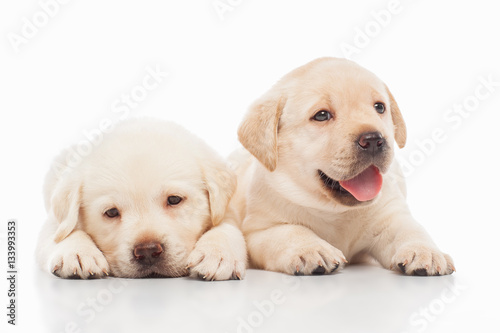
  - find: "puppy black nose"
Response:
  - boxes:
[358,132,385,154]
[133,243,163,264]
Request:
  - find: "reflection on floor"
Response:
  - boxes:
[35,265,467,333]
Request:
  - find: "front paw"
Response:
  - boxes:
[391,243,455,276]
[187,225,247,281]
[49,242,110,279]
[274,238,347,276]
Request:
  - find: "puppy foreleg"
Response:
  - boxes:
[246,224,347,275]
[368,211,455,276]
[187,213,247,281]
[36,219,110,279]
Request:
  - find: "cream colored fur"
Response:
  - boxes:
[234,57,454,276]
[36,118,247,280]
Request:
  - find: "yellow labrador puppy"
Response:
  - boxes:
[234,57,454,276]
[37,118,246,280]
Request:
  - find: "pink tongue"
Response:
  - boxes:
[339,166,383,201]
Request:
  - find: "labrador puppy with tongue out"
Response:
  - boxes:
[233,57,454,276]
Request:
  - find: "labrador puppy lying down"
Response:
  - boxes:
[233,57,454,276]
[37,118,246,280]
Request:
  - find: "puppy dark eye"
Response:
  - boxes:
[167,196,183,206]
[374,102,385,114]
[312,110,332,121]
[104,208,120,218]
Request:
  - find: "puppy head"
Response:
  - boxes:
[238,57,406,208]
[48,119,235,278]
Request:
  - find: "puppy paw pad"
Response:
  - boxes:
[312,265,326,275]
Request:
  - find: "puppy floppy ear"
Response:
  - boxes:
[202,158,237,226]
[49,172,82,243]
[385,84,407,149]
[238,90,286,172]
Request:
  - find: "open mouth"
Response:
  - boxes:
[318,170,352,197]
[318,165,383,204]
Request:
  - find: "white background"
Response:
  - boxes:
[1,1,499,332]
